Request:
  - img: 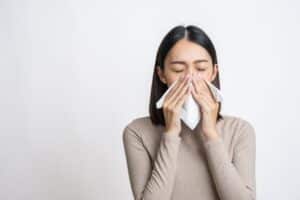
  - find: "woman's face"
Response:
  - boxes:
[157,38,218,87]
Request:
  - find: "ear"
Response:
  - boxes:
[156,66,167,84]
[210,64,218,82]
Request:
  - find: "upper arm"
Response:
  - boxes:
[122,125,152,199]
[232,120,256,197]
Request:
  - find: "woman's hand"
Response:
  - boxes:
[162,74,192,136]
[190,73,220,141]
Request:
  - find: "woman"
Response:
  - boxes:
[122,25,256,200]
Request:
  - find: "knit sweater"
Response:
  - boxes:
[122,114,256,200]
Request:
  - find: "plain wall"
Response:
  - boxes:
[1,0,300,199]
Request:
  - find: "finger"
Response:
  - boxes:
[197,92,217,113]
[196,74,209,92]
[163,75,186,104]
[192,75,214,100]
[164,75,185,101]
[174,83,191,109]
[168,77,190,109]
[165,74,190,106]
[199,93,214,107]
[171,79,191,109]
[202,80,216,102]
[198,90,216,104]
[191,74,201,94]
[195,95,211,112]
[170,74,191,100]
[191,84,210,109]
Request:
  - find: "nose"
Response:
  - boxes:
[184,68,195,78]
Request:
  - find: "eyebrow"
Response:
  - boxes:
[170,59,209,65]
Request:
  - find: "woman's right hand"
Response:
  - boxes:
[162,73,192,136]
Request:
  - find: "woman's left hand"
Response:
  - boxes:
[190,73,220,141]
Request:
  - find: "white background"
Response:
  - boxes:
[1,0,300,199]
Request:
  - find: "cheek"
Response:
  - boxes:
[165,73,184,86]
[167,77,179,87]
[196,71,210,82]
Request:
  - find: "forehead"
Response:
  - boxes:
[166,39,211,62]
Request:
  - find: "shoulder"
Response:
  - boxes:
[122,115,159,140]
[221,114,254,129]
[123,116,153,132]
[220,114,256,139]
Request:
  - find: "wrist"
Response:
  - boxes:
[202,130,219,142]
[165,130,180,136]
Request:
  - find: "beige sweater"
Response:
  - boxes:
[122,114,256,200]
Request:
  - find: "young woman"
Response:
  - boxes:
[122,25,256,200]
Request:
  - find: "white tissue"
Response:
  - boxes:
[156,77,223,130]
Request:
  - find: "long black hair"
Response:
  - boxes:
[149,25,223,126]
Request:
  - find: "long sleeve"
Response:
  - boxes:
[201,121,256,200]
[122,125,182,200]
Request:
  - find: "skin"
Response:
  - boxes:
[157,38,220,141]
